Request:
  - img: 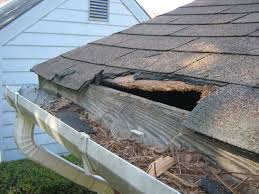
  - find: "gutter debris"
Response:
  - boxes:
[45,97,259,194]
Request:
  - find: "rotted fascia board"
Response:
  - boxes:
[40,79,259,178]
[4,86,180,194]
[121,0,150,22]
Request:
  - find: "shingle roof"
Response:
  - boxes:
[32,0,259,89]
[32,0,259,154]
[0,0,43,29]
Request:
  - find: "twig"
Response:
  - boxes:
[176,152,182,174]
[171,145,182,175]
[154,162,157,178]
[232,177,249,190]
[219,172,259,178]
[164,172,198,188]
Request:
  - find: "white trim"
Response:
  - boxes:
[121,0,150,22]
[0,0,67,46]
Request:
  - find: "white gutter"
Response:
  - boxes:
[5,86,180,194]
[6,87,114,194]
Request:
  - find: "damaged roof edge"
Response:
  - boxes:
[21,80,259,174]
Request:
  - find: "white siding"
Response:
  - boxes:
[8,33,102,47]
[1,59,45,72]
[0,0,142,162]
[43,9,138,26]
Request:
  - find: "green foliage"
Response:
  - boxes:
[0,155,96,194]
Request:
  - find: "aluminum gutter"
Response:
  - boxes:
[4,86,180,194]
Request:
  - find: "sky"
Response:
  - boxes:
[137,0,194,18]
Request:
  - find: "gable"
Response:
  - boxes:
[0,0,147,162]
[0,0,149,47]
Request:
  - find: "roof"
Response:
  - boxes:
[33,0,259,89]
[32,0,259,154]
[0,0,43,29]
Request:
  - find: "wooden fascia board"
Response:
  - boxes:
[39,78,259,179]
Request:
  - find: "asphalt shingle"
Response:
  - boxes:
[92,34,130,46]
[175,37,259,55]
[120,24,188,36]
[117,35,196,51]
[62,44,134,65]
[184,85,259,154]
[170,14,246,24]
[145,15,180,24]
[176,54,259,85]
[31,56,76,80]
[173,23,259,36]
[108,50,207,72]
[166,6,233,15]
[52,59,127,90]
[222,4,259,13]
[249,30,259,36]
[232,13,259,23]
[107,50,161,69]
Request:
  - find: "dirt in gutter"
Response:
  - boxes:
[43,98,259,194]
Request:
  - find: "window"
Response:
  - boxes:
[89,0,109,21]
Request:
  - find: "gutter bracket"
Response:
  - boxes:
[79,132,95,175]
[14,92,23,115]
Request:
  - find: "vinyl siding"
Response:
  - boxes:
[0,0,141,162]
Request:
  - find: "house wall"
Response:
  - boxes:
[0,0,142,162]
